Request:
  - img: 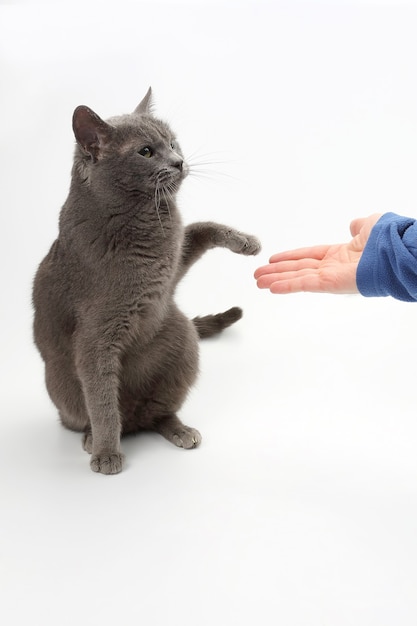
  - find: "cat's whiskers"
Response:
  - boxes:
[186,152,237,182]
[162,182,178,221]
[161,187,172,222]
[187,165,237,182]
[155,170,179,226]
[154,183,165,235]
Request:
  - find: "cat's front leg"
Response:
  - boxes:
[75,333,124,474]
[82,427,124,476]
[177,221,261,280]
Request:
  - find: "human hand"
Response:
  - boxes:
[254,214,382,294]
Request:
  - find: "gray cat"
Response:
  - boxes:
[33,88,261,474]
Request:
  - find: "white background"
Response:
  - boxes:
[2,0,417,624]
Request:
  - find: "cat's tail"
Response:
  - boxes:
[192,307,243,339]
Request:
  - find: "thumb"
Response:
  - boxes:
[349,217,366,237]
[350,213,382,238]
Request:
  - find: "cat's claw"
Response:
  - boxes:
[90,452,125,474]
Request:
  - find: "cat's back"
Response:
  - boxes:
[33,236,80,355]
[34,234,82,303]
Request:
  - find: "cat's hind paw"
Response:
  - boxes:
[171,426,202,449]
[90,452,125,474]
[154,415,202,450]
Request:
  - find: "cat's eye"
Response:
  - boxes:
[138,146,153,158]
[170,141,176,150]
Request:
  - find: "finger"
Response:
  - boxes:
[266,268,358,295]
[268,245,331,264]
[256,273,281,289]
[254,258,320,279]
[269,274,325,294]
[256,268,320,290]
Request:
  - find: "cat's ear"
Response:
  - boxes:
[133,87,153,116]
[72,106,113,163]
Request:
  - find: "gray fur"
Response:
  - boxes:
[33,90,261,474]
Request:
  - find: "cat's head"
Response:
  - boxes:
[72,88,187,201]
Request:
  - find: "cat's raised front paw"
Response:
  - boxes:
[90,452,125,474]
[228,231,261,256]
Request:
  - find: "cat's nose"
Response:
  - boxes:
[173,158,183,171]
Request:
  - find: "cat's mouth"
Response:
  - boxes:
[155,165,188,188]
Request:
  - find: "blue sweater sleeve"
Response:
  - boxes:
[356,212,417,301]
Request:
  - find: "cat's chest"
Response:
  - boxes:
[89,239,180,307]
[76,252,176,343]
[70,222,183,327]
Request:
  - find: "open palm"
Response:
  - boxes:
[254,214,381,295]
